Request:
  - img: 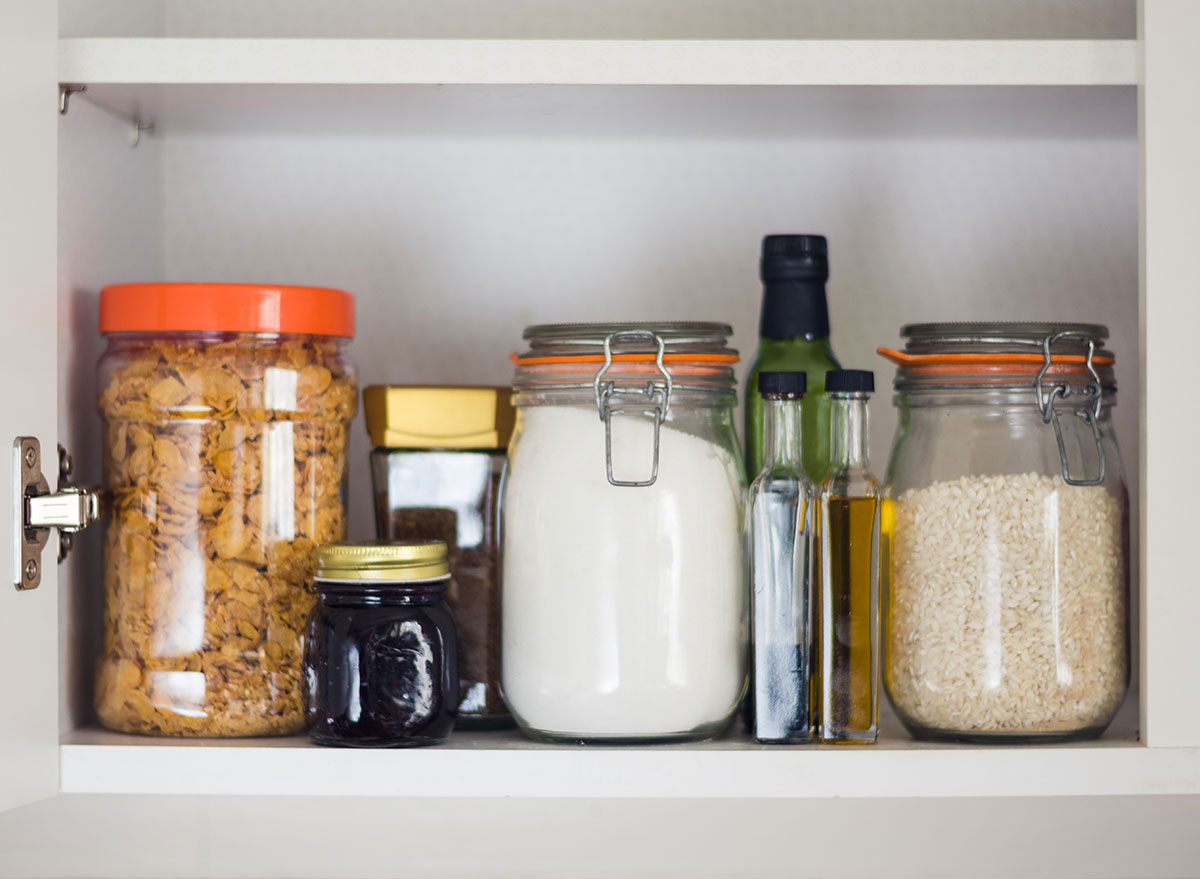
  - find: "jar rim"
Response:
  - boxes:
[521,321,734,346]
[881,321,1116,391]
[316,540,450,581]
[900,321,1110,345]
[513,321,738,394]
[315,576,451,588]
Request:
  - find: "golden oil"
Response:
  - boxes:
[815,495,879,742]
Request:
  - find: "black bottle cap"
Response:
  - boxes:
[758,234,831,339]
[760,234,829,284]
[758,371,807,396]
[825,369,874,394]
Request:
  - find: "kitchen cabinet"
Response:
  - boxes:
[1,1,1199,876]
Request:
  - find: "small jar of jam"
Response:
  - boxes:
[304,541,459,747]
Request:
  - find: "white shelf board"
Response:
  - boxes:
[59,727,1200,799]
[57,38,1137,87]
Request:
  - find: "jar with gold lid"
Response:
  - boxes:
[363,385,513,728]
[304,541,458,747]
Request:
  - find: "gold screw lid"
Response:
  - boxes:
[362,385,515,449]
[315,541,450,582]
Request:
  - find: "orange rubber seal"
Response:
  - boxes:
[877,347,1114,368]
[512,352,740,365]
[100,283,355,337]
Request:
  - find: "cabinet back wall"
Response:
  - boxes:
[59,85,1138,730]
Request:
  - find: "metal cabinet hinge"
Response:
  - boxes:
[12,438,101,591]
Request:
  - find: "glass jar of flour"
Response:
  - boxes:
[502,323,748,743]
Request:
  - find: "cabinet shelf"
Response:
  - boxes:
[58,726,1196,799]
[58,38,1137,87]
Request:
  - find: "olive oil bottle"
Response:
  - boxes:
[744,235,840,482]
[815,370,880,744]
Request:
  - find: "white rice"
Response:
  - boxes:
[886,472,1127,734]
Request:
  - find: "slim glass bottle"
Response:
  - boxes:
[745,234,840,482]
[816,369,880,744]
[749,371,815,743]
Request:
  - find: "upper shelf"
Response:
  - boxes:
[58,38,1137,87]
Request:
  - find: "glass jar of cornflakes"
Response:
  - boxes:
[94,283,357,736]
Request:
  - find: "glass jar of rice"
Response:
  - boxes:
[878,323,1129,743]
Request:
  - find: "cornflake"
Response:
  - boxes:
[96,336,356,736]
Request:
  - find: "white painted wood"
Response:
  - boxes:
[57,38,1138,87]
[48,81,1147,811]
[1139,0,1200,748]
[3,792,1198,879]
[60,727,1191,799]
[59,0,1137,41]
[0,1,60,812]
[6,0,1194,873]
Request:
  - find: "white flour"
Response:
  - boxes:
[501,404,747,739]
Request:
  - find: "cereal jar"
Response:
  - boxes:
[94,283,357,736]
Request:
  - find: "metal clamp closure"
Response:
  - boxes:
[593,331,673,487]
[1035,332,1106,487]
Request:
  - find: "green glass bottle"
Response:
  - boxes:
[745,235,840,481]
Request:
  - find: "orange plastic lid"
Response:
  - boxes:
[99,283,355,337]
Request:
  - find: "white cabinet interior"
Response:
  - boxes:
[3,0,1198,874]
[56,83,1142,745]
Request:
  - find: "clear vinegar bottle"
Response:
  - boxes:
[816,370,881,744]
[748,370,815,743]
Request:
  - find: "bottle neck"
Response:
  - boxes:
[762,395,804,472]
[829,394,870,472]
[759,279,831,340]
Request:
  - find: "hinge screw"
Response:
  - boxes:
[24,559,37,582]
[24,446,36,468]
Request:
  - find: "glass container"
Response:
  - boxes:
[94,282,357,736]
[748,371,815,744]
[364,385,512,729]
[879,322,1129,743]
[815,370,881,744]
[304,541,458,748]
[502,323,748,743]
[745,234,840,481]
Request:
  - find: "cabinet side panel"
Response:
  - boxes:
[0,1,60,810]
[1139,0,1200,747]
[57,99,163,734]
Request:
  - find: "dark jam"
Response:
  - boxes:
[305,579,458,747]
